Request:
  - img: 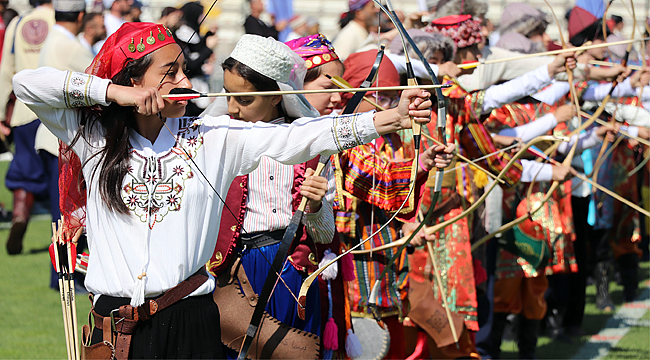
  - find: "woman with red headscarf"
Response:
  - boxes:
[12,22,436,357]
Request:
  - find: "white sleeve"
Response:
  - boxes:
[12,67,111,145]
[206,112,380,178]
[582,78,635,101]
[482,65,552,113]
[385,53,439,79]
[521,160,554,182]
[638,86,650,101]
[497,113,558,142]
[557,128,602,154]
[619,125,639,139]
[532,82,571,105]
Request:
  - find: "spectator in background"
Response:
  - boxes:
[159,6,182,32]
[0,0,7,65]
[285,14,308,41]
[78,12,106,55]
[176,1,215,116]
[103,0,130,36]
[243,0,287,40]
[0,0,55,255]
[307,16,319,35]
[332,0,379,60]
[607,14,624,34]
[125,0,141,22]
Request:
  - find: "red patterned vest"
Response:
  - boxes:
[208,157,323,275]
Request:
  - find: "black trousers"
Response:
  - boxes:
[91,294,225,359]
[563,196,590,328]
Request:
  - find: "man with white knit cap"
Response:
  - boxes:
[37,0,93,290]
[103,0,130,36]
[0,0,54,255]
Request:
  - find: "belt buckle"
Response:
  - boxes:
[109,308,123,333]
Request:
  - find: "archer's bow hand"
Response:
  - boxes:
[438,61,461,79]
[374,89,432,135]
[548,51,577,78]
[554,104,577,124]
[301,167,328,213]
[551,164,575,182]
[630,67,650,88]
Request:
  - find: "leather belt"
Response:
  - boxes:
[240,229,285,249]
[91,267,208,359]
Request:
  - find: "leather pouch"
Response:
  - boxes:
[407,278,465,348]
[213,257,320,359]
[80,313,115,360]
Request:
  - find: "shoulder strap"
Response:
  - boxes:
[11,16,24,55]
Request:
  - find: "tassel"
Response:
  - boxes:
[319,249,338,280]
[322,349,333,360]
[341,251,356,281]
[345,329,363,358]
[130,272,146,307]
[469,163,489,189]
[324,318,339,350]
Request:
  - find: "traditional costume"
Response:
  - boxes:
[13,22,386,358]
[204,35,334,356]
[334,49,427,359]
[286,33,361,360]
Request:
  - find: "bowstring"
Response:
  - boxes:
[154,0,300,304]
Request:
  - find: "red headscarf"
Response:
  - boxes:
[86,22,177,79]
[340,49,400,108]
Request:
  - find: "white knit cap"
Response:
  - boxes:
[103,0,115,10]
[54,0,86,12]
[227,34,319,119]
[230,34,303,84]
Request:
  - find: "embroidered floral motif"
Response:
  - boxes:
[121,117,204,226]
[332,114,362,151]
[63,71,92,108]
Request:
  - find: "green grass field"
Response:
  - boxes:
[0,159,647,359]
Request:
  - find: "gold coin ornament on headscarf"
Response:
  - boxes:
[147,31,156,45]
[157,28,166,41]
[128,37,136,52]
[137,37,146,52]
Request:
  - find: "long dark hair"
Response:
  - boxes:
[69,54,154,214]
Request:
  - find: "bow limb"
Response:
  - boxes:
[529,0,582,217]
[471,99,615,252]
[341,47,386,115]
[364,0,446,328]
[592,0,636,185]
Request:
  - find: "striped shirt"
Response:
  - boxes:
[242,118,336,244]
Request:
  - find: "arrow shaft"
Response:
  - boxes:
[163,84,449,99]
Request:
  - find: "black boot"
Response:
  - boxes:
[490,312,509,359]
[5,189,34,255]
[518,317,540,359]
[618,253,639,302]
[545,307,572,343]
[594,261,615,312]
